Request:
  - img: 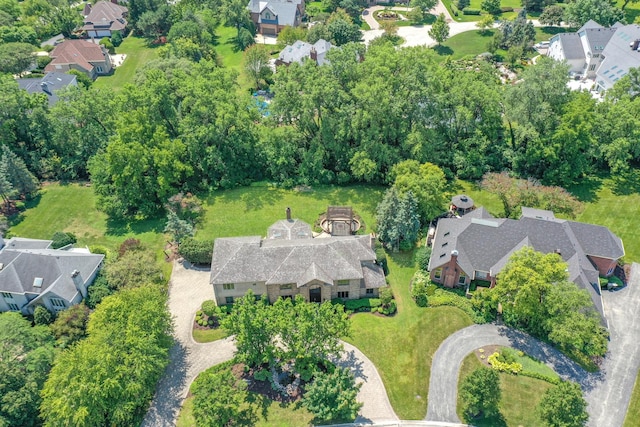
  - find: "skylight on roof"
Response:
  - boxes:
[33,277,43,288]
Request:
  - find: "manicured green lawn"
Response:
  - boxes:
[177,392,314,426]
[457,353,554,426]
[196,183,384,241]
[624,372,640,427]
[435,27,568,60]
[93,36,160,91]
[192,328,228,343]
[617,0,640,24]
[346,250,473,419]
[442,0,521,22]
[215,25,245,70]
[7,183,171,276]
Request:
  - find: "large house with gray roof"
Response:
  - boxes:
[210,218,386,305]
[276,39,334,66]
[248,0,304,35]
[0,236,104,315]
[428,207,624,320]
[547,20,640,91]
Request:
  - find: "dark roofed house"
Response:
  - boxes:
[427,207,624,322]
[210,216,385,305]
[45,39,112,80]
[17,72,78,106]
[248,0,304,35]
[82,0,128,38]
[0,236,104,315]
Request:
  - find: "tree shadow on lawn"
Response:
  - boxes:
[610,169,640,196]
[464,411,507,427]
[7,192,42,228]
[567,174,603,203]
[105,215,166,237]
[212,184,284,212]
[432,45,454,56]
[539,26,570,36]
[387,248,416,268]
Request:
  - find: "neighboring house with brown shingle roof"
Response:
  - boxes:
[0,236,104,315]
[82,0,128,38]
[210,218,386,305]
[428,207,625,321]
[45,39,112,79]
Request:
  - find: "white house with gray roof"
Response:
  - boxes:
[276,39,335,66]
[428,207,625,322]
[0,236,104,315]
[547,20,640,90]
[210,218,385,305]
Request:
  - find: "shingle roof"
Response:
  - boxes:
[82,1,128,32]
[251,0,299,27]
[557,33,585,60]
[451,195,474,209]
[596,24,640,90]
[45,40,108,74]
[278,39,335,65]
[0,247,104,302]
[210,234,377,287]
[268,219,312,240]
[428,208,624,321]
[17,72,78,106]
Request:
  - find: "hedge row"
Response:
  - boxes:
[428,289,488,323]
[462,8,481,15]
[519,370,561,385]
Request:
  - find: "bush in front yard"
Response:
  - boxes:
[179,238,213,265]
[51,231,77,249]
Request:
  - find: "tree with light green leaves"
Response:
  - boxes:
[429,13,450,45]
[192,368,247,426]
[302,367,362,422]
[537,381,588,427]
[460,367,501,420]
[389,160,447,222]
[244,44,272,90]
[376,187,421,251]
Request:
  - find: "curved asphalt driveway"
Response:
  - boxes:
[142,260,397,425]
[426,263,640,426]
[426,324,589,422]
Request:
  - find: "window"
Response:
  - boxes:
[254,294,262,301]
[223,283,234,290]
[337,291,349,298]
[225,296,234,304]
[7,303,19,311]
[475,271,488,279]
[365,288,374,295]
[337,280,350,286]
[1,292,12,298]
[589,64,596,71]
[50,298,66,310]
[444,232,450,237]
[96,66,103,73]
[442,242,448,247]
[607,266,615,276]
[458,273,467,285]
[280,284,293,290]
[434,268,442,280]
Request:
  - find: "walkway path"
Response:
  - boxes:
[142,260,397,425]
[426,263,640,426]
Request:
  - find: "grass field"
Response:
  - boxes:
[457,353,554,426]
[435,27,568,60]
[93,36,159,91]
[177,393,314,427]
[215,25,245,70]
[617,0,640,24]
[192,328,228,343]
[7,183,171,277]
[624,373,640,427]
[346,251,473,419]
[442,0,521,22]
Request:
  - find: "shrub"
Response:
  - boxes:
[379,287,393,306]
[414,246,431,271]
[430,288,488,323]
[375,247,388,274]
[33,305,54,325]
[36,55,52,70]
[254,369,270,381]
[426,284,437,296]
[411,270,430,307]
[520,370,561,384]
[462,8,481,15]
[51,231,77,249]
[451,4,459,16]
[201,300,218,317]
[369,298,382,308]
[457,0,470,8]
[179,238,213,265]
[89,245,111,259]
[99,37,115,54]
[500,6,514,12]
[118,238,142,257]
[382,300,397,315]
[487,351,523,374]
[111,30,123,47]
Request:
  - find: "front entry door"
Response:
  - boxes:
[309,287,322,303]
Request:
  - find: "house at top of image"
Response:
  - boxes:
[0,235,104,315]
[546,20,640,91]
[82,0,128,38]
[210,210,386,305]
[427,207,625,321]
[45,39,113,79]
[16,72,78,106]
[276,39,335,66]
[248,0,305,35]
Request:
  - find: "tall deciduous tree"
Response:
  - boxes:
[0,312,55,427]
[460,367,501,420]
[389,160,447,221]
[429,13,450,45]
[376,187,421,251]
[564,0,623,27]
[244,44,272,89]
[302,367,362,422]
[50,304,91,348]
[192,369,247,427]
[539,5,565,26]
[0,42,35,75]
[481,0,501,15]
[410,0,437,15]
[537,381,588,427]
[40,285,173,427]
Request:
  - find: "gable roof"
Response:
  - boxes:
[17,72,78,106]
[268,219,312,240]
[278,39,335,65]
[249,0,300,27]
[210,232,379,287]
[82,1,128,32]
[555,33,585,60]
[428,208,624,320]
[45,40,108,74]
[596,24,640,90]
[0,245,104,304]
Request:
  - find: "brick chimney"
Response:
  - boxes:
[310,47,318,63]
[286,207,291,221]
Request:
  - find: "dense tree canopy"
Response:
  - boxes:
[460,367,501,420]
[537,381,589,427]
[0,312,55,427]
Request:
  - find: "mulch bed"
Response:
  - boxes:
[192,314,220,331]
[232,363,305,403]
[473,344,501,368]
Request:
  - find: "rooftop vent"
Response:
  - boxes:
[0,263,3,271]
[33,277,43,288]
[71,269,80,278]
[451,249,459,256]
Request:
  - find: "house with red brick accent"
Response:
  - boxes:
[45,40,112,80]
[248,0,304,35]
[428,207,625,320]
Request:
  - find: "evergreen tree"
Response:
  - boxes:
[376,188,421,251]
[2,145,38,198]
[0,157,14,210]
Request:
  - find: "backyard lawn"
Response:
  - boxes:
[441,0,522,22]
[192,328,228,343]
[93,36,159,91]
[457,353,555,426]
